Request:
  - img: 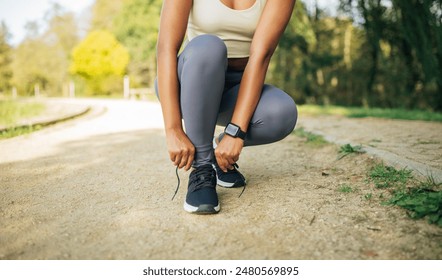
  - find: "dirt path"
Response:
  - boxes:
[299,115,442,183]
[1,99,441,259]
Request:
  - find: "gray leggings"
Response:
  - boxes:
[156,34,298,167]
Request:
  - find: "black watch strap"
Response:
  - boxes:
[225,122,246,140]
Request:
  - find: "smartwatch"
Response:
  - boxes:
[224,122,246,140]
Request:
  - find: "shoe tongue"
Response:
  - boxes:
[191,166,214,186]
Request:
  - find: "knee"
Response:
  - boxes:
[183,35,228,68]
[255,86,298,140]
[274,98,297,140]
[284,99,298,136]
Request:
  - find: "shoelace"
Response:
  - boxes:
[171,165,215,200]
[172,164,246,200]
[212,136,246,197]
[232,163,246,198]
[172,166,180,201]
[188,166,216,193]
[214,162,246,198]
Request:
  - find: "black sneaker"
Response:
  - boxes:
[212,136,247,188]
[212,161,246,188]
[184,164,220,214]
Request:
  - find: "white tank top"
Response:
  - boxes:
[187,0,267,58]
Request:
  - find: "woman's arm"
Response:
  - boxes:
[157,0,194,171]
[215,0,296,172]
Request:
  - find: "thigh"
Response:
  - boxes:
[216,70,243,126]
[217,84,298,146]
[217,83,296,126]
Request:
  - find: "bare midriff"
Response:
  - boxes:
[228,57,249,71]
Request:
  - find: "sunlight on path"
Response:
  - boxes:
[0,98,164,163]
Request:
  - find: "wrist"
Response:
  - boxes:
[224,134,244,142]
[165,126,184,134]
[224,122,246,140]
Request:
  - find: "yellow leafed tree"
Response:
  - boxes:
[70,30,129,95]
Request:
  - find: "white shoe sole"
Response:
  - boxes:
[212,164,246,188]
[183,202,220,214]
[217,178,241,188]
[213,136,246,188]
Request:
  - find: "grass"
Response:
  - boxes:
[0,100,46,126]
[368,164,413,189]
[338,184,355,193]
[293,127,328,146]
[367,163,442,227]
[0,100,46,139]
[298,104,442,122]
[338,144,365,159]
[0,125,43,139]
[389,188,442,226]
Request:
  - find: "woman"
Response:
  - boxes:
[156,0,298,214]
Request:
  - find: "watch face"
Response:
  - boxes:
[226,124,239,136]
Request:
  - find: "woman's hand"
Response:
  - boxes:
[166,128,195,171]
[215,135,244,172]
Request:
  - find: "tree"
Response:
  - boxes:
[12,36,67,96]
[0,22,12,94]
[91,0,129,30]
[268,1,317,103]
[70,30,129,95]
[11,4,80,96]
[390,0,442,110]
[44,3,80,56]
[113,0,162,87]
[339,0,442,110]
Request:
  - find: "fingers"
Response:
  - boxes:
[172,153,180,166]
[178,149,194,171]
[218,159,229,172]
[170,147,195,171]
[227,158,236,166]
[215,151,239,172]
[185,152,194,171]
[178,153,188,169]
[166,130,195,171]
[214,135,244,171]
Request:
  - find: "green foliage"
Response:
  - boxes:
[347,108,442,122]
[268,1,316,103]
[0,100,45,126]
[389,188,442,226]
[12,39,65,96]
[11,6,79,96]
[71,30,129,77]
[0,22,12,93]
[269,0,442,111]
[298,104,442,122]
[70,30,129,95]
[340,0,442,110]
[368,164,413,189]
[90,0,162,87]
[364,193,373,200]
[338,184,355,193]
[4,0,441,110]
[367,163,442,226]
[91,0,129,30]
[293,127,328,146]
[44,4,80,56]
[0,125,43,139]
[112,0,162,87]
[391,0,441,89]
[338,144,365,159]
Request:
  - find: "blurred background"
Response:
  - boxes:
[0,0,441,111]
